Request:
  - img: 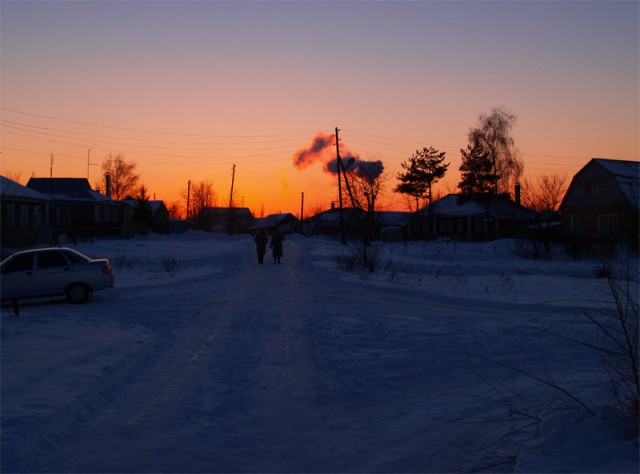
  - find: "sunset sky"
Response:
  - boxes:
[1,0,638,216]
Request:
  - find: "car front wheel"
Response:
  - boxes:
[66,283,90,303]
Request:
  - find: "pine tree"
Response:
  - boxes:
[458,142,497,196]
[134,185,153,235]
[394,147,449,212]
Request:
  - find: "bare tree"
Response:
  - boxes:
[307,203,326,218]
[4,171,22,183]
[188,180,217,220]
[166,201,184,220]
[344,158,388,242]
[345,159,387,214]
[98,154,140,200]
[522,174,567,226]
[468,106,524,196]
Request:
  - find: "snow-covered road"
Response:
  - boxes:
[2,234,636,473]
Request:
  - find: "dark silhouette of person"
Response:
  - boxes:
[254,229,268,264]
[270,229,285,263]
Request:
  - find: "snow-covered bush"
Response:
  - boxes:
[160,254,179,274]
[512,239,547,260]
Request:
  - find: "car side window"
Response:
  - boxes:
[63,251,88,264]
[37,251,68,269]
[2,254,34,273]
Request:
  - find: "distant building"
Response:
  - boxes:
[250,213,298,234]
[123,199,170,234]
[375,211,410,242]
[198,207,254,233]
[305,207,366,236]
[560,158,639,244]
[1,176,52,249]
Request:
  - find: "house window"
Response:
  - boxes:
[19,205,29,226]
[571,215,581,232]
[33,206,42,227]
[56,207,70,225]
[586,179,608,197]
[474,218,484,234]
[597,214,618,232]
[6,204,16,227]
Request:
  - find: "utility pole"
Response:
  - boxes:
[87,146,96,181]
[186,180,191,220]
[335,127,346,244]
[228,164,236,234]
[50,153,54,178]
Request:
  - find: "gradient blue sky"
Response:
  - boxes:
[1,0,638,214]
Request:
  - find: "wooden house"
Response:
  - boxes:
[415,194,531,241]
[123,199,171,234]
[250,213,298,234]
[1,176,52,249]
[305,207,366,237]
[198,207,254,234]
[560,158,639,244]
[26,178,122,243]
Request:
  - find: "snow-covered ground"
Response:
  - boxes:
[1,232,638,473]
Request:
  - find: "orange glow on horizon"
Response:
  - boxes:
[1,2,638,217]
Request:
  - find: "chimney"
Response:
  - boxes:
[515,182,521,206]
[331,201,335,210]
[105,173,112,198]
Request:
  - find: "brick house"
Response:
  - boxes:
[560,158,639,244]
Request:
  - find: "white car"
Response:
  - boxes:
[1,247,115,304]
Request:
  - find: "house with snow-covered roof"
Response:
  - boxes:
[415,193,531,241]
[1,176,52,249]
[560,158,639,244]
[197,207,254,234]
[122,198,170,234]
[305,206,366,237]
[26,178,124,243]
[250,213,297,234]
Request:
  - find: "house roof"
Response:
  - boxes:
[26,178,112,202]
[252,213,297,229]
[122,198,168,213]
[592,158,639,209]
[423,194,530,219]
[309,207,366,222]
[1,176,50,201]
[199,207,254,218]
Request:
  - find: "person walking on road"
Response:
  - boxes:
[270,229,285,264]
[254,229,268,264]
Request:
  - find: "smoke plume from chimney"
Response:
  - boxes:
[292,132,335,170]
[292,132,363,175]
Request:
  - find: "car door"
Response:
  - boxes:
[34,250,73,296]
[1,253,36,299]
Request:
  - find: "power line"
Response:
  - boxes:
[0,119,316,147]
[1,107,318,139]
